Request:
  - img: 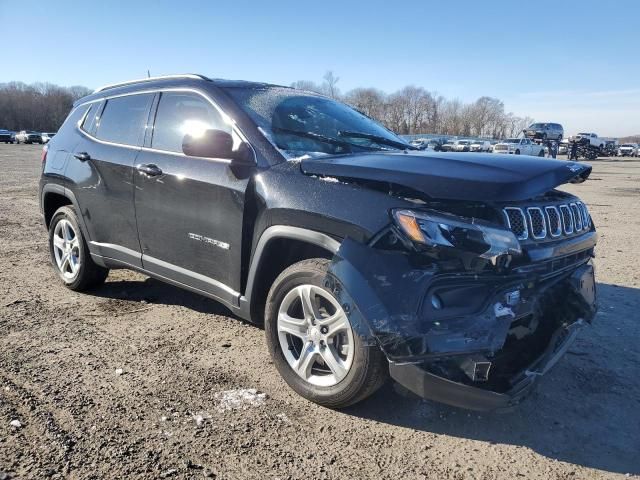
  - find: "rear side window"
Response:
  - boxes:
[81,102,100,133]
[151,92,229,153]
[95,94,153,146]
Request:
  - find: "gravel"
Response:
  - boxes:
[1,144,639,479]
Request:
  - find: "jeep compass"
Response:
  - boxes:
[39,74,597,410]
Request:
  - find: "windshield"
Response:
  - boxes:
[504,138,520,143]
[530,123,544,128]
[457,140,470,145]
[224,86,412,158]
[621,144,634,147]
[578,132,590,136]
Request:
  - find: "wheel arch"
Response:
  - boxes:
[240,226,341,323]
[41,184,92,242]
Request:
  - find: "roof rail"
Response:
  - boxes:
[93,74,210,93]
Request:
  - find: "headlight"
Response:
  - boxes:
[392,209,521,262]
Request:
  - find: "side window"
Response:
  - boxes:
[81,102,100,133]
[151,92,230,153]
[95,94,153,146]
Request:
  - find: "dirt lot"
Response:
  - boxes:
[0,144,638,480]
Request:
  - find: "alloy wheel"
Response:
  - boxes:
[277,284,354,387]
[53,219,81,280]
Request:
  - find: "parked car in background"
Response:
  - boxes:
[470,140,491,152]
[410,138,429,150]
[441,139,456,152]
[41,132,57,143]
[15,130,43,144]
[493,138,545,156]
[569,132,604,149]
[0,129,15,144]
[523,123,564,141]
[453,139,471,152]
[618,144,638,157]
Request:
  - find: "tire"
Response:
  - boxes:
[15,139,20,144]
[515,149,520,155]
[48,206,109,291]
[538,149,545,157]
[265,258,388,409]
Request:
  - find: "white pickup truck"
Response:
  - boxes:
[569,132,604,149]
[492,138,545,156]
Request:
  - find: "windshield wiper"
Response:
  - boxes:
[338,130,418,150]
[273,127,356,151]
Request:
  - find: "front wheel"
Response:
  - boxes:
[49,206,109,291]
[538,149,545,157]
[265,258,388,408]
[515,149,520,155]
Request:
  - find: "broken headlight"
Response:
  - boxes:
[392,209,521,261]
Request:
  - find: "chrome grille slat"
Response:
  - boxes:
[503,207,528,240]
[570,203,583,231]
[545,206,562,237]
[560,205,574,234]
[579,202,590,229]
[527,207,547,239]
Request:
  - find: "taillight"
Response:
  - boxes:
[41,145,48,164]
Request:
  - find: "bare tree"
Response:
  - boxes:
[0,81,90,132]
[322,71,340,99]
[344,88,386,119]
[1,73,534,139]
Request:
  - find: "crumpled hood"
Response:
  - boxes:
[301,151,591,202]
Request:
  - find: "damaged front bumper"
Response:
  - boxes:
[388,318,585,411]
[327,237,597,411]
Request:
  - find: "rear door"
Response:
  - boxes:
[66,92,154,266]
[133,90,251,305]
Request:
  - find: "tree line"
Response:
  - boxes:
[0,82,91,132]
[292,71,534,139]
[0,74,533,139]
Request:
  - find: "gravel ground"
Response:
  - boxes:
[0,144,638,480]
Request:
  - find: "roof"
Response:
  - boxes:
[74,74,290,106]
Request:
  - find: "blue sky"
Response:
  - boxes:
[1,0,639,136]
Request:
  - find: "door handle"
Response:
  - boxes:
[74,152,91,162]
[136,163,163,177]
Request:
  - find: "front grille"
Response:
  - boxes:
[494,145,508,151]
[503,201,591,241]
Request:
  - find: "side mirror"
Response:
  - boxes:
[182,129,254,165]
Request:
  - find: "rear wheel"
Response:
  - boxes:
[49,206,109,291]
[515,149,520,155]
[538,149,545,157]
[265,258,388,408]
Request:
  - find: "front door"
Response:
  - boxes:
[134,90,250,305]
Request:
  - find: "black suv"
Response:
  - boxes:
[39,75,597,410]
